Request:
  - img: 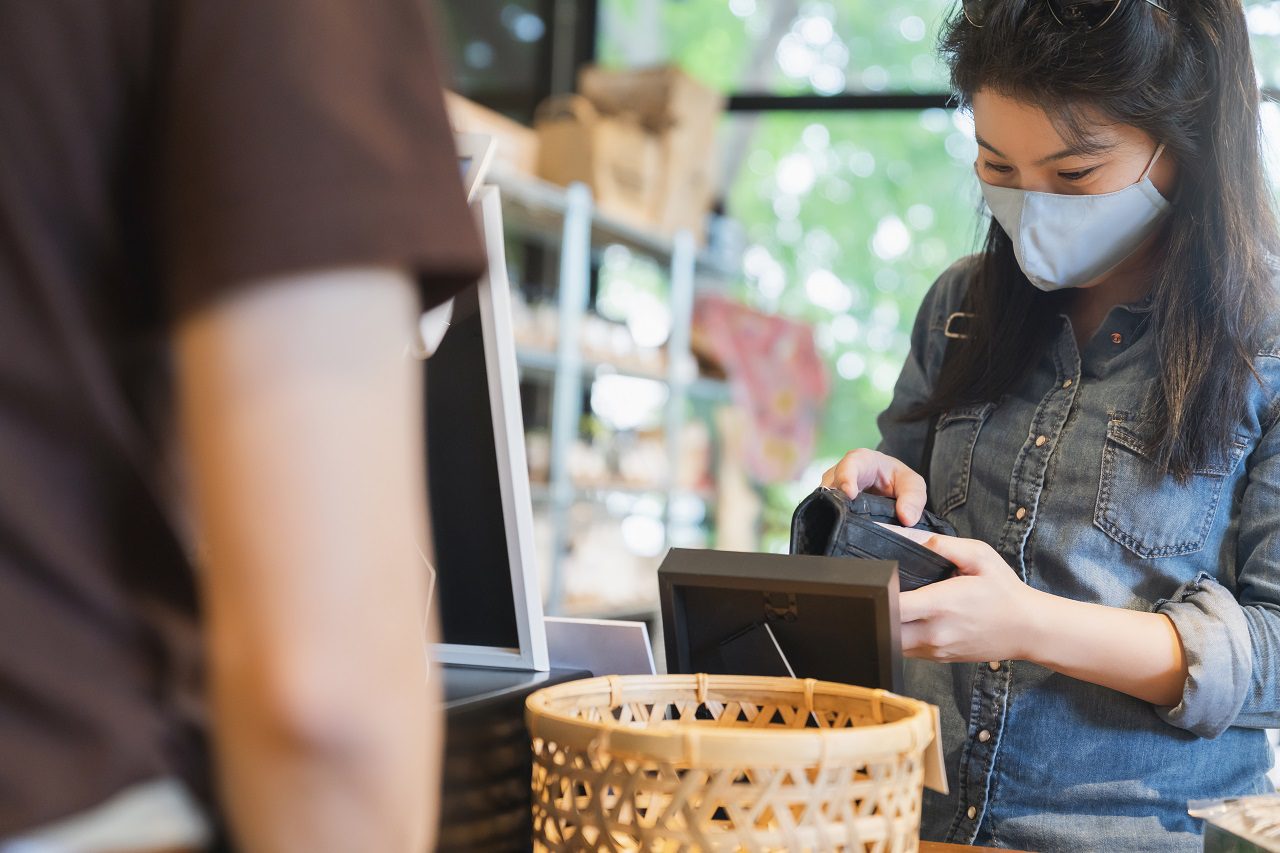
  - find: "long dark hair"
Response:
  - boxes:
[913,0,1279,479]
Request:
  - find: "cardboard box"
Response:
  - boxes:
[578,66,725,241]
[535,94,661,229]
[444,91,539,176]
[578,66,725,134]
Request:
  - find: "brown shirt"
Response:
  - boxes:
[0,0,484,835]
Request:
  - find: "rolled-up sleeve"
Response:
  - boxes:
[1154,393,1280,738]
[1152,572,1253,738]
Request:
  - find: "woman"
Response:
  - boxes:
[822,0,1280,849]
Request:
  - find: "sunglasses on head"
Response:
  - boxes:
[963,0,1172,32]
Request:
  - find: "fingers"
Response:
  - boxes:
[877,523,1001,581]
[876,523,963,558]
[900,529,999,576]
[879,521,926,542]
[898,586,937,623]
[823,449,927,526]
[888,468,927,527]
[901,619,960,662]
[900,620,930,659]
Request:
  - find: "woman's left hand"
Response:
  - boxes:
[890,526,1041,663]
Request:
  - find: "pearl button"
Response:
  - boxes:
[988,661,1001,672]
[1062,379,1073,389]
[978,729,992,743]
[1111,332,1123,344]
[1035,435,1047,447]
[1015,506,1027,520]
[967,806,978,820]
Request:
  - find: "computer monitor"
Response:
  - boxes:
[658,548,902,692]
[455,133,496,203]
[425,183,548,671]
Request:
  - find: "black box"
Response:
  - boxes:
[658,548,903,693]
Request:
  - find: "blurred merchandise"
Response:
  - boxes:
[509,292,557,351]
[512,291,668,378]
[1190,794,1280,852]
[567,438,612,487]
[676,419,713,493]
[478,110,748,620]
[713,406,763,552]
[694,293,829,483]
[535,95,661,228]
[580,314,666,375]
[559,512,660,616]
[524,429,551,484]
[526,415,711,499]
[612,433,668,490]
[689,319,730,382]
[534,65,724,242]
[443,91,539,176]
[578,65,725,242]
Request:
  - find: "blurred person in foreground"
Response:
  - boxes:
[0,2,483,851]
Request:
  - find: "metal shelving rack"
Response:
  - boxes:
[492,169,733,618]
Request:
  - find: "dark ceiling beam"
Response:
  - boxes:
[727,87,1280,112]
[726,92,954,112]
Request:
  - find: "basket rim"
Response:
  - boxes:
[525,673,936,766]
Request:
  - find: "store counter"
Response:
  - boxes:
[438,664,590,852]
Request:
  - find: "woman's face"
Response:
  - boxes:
[971,89,1178,198]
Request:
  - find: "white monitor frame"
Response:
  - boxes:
[455,133,497,204]
[428,184,548,671]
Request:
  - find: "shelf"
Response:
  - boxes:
[515,345,663,381]
[500,166,734,616]
[515,346,731,401]
[529,482,716,505]
[559,598,661,622]
[492,169,735,277]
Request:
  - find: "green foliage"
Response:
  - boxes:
[598,4,979,520]
[598,0,955,94]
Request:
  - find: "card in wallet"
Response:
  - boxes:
[790,487,957,591]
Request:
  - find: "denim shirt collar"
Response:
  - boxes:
[1120,290,1156,314]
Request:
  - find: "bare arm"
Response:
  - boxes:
[176,268,437,853]
[896,530,1188,706]
[1020,588,1187,706]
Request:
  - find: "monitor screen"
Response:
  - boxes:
[424,283,520,649]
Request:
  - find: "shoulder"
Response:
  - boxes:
[916,254,981,334]
[899,255,982,380]
[1254,268,1280,360]
[1248,268,1280,429]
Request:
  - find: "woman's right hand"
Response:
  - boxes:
[819,449,928,526]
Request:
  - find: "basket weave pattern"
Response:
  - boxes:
[526,674,933,852]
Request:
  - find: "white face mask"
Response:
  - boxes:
[979,143,1171,292]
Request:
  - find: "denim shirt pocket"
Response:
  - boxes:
[1094,411,1248,559]
[930,401,995,517]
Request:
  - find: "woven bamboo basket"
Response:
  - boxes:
[526,673,936,852]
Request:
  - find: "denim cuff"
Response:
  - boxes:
[1152,572,1252,739]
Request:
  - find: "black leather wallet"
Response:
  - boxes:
[789,487,957,591]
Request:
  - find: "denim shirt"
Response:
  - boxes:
[876,257,1280,852]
